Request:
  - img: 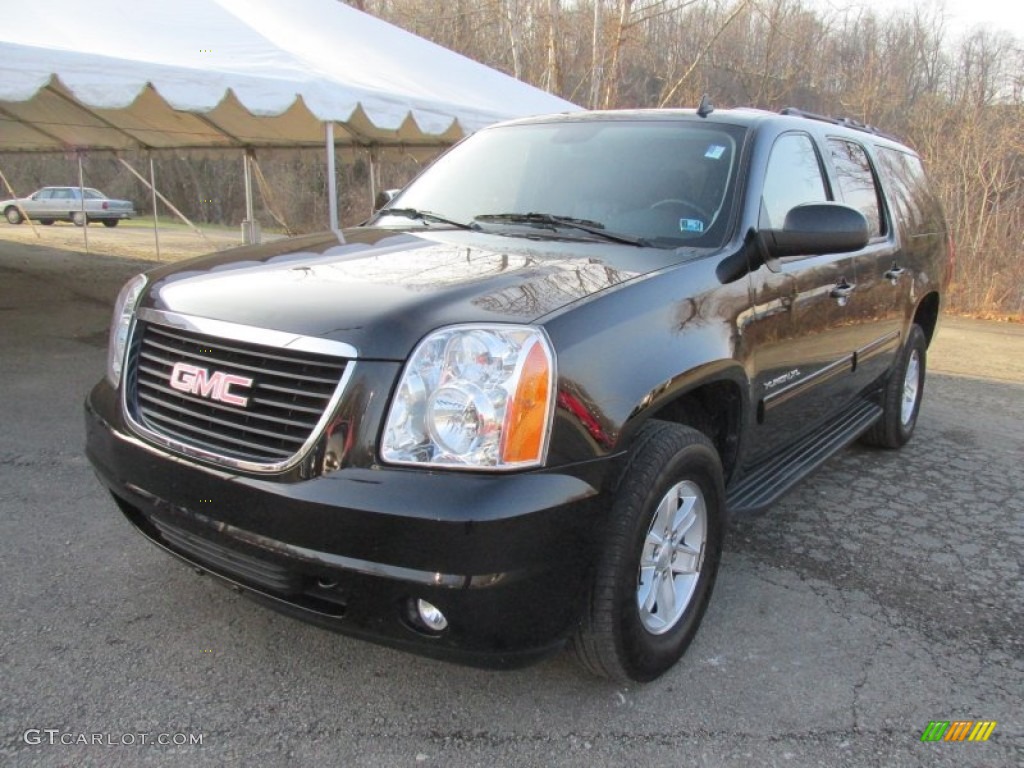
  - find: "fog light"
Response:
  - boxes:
[414,598,448,632]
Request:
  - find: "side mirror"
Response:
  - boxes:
[761,203,869,260]
[373,189,400,211]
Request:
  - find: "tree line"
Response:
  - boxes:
[2,0,1021,314]
[359,0,1022,315]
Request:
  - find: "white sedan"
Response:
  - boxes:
[2,186,135,227]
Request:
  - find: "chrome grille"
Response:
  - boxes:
[126,319,350,468]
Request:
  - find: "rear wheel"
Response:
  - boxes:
[862,323,927,449]
[4,207,23,224]
[102,219,119,228]
[572,421,724,682]
[72,211,87,227]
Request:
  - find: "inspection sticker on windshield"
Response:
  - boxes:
[680,218,704,233]
[704,145,726,160]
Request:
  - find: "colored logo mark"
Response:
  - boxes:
[920,720,997,742]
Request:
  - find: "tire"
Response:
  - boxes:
[39,219,54,225]
[72,211,87,227]
[4,207,23,225]
[102,219,119,228]
[572,421,725,682]
[861,323,927,449]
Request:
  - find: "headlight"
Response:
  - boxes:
[381,325,555,470]
[106,273,147,387]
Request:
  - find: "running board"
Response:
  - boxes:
[726,399,882,516]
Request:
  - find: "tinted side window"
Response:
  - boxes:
[875,147,943,234]
[760,133,828,229]
[828,139,884,238]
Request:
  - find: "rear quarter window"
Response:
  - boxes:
[875,147,943,235]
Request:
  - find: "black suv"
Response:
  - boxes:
[85,107,951,681]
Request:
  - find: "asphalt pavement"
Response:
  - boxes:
[1,240,1021,767]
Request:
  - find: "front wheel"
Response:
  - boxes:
[861,323,927,449]
[4,207,23,224]
[572,421,725,682]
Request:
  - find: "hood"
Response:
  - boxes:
[143,227,688,359]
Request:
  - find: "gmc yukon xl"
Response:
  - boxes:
[85,106,951,681]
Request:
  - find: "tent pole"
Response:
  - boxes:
[0,166,40,239]
[368,147,377,216]
[149,155,161,262]
[326,122,339,232]
[243,150,258,244]
[77,153,89,255]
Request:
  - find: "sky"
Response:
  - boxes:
[811,0,1024,44]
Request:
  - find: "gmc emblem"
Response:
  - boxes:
[169,362,253,407]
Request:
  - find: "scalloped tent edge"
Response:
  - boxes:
[0,74,475,153]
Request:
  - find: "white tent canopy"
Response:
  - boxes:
[0,0,580,152]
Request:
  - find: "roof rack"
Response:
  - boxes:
[779,107,899,141]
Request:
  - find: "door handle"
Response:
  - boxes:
[830,280,855,306]
[884,264,906,284]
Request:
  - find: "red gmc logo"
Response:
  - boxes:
[169,362,253,407]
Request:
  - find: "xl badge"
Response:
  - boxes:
[169,362,253,407]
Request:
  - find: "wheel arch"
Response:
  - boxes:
[616,362,748,484]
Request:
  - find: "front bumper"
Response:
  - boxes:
[85,381,610,668]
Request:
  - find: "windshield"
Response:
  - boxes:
[378,119,747,248]
[84,189,106,199]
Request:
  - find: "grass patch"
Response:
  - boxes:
[118,216,287,236]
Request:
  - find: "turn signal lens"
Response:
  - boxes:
[501,340,551,464]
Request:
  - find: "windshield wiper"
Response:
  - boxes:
[379,207,475,230]
[473,212,649,246]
